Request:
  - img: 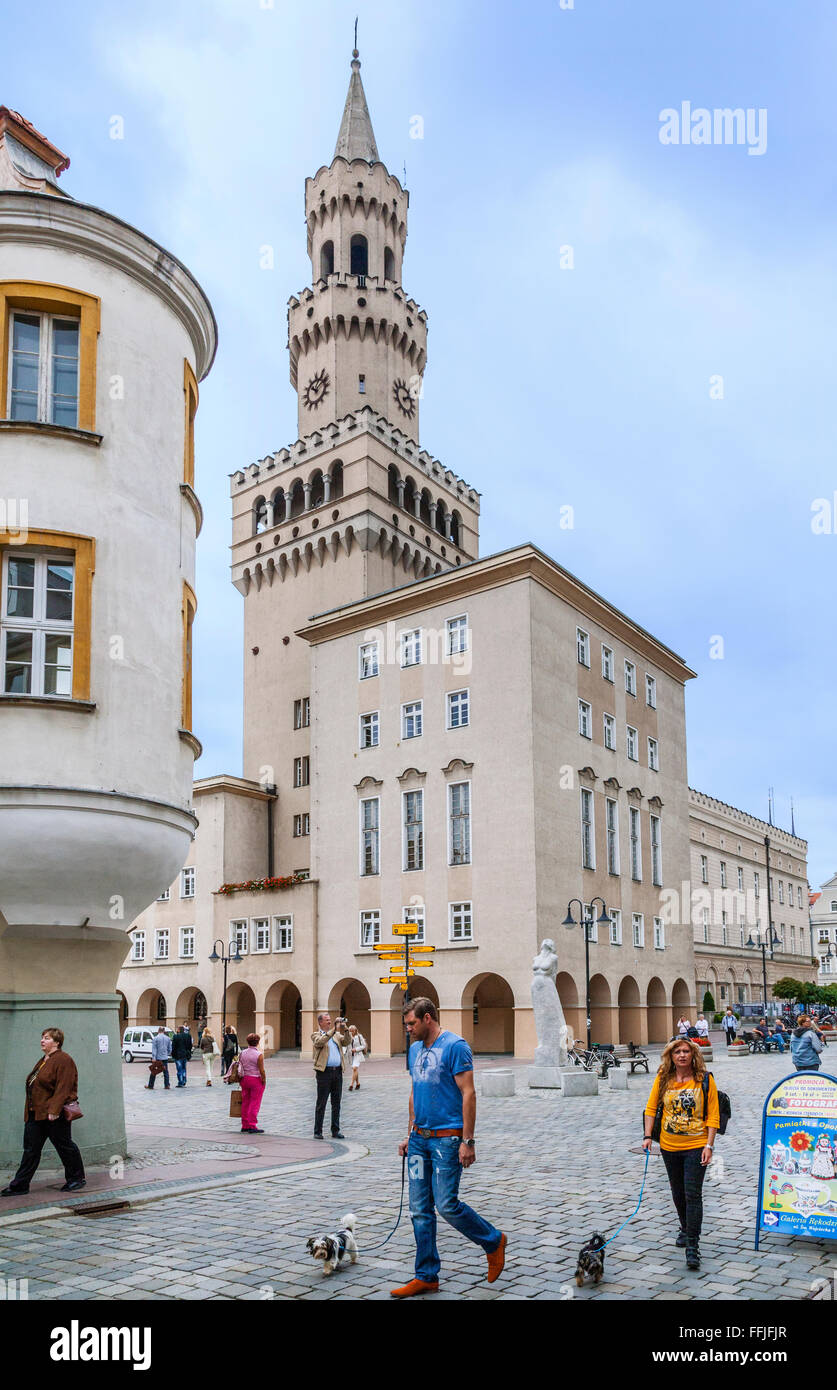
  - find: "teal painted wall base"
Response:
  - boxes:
[0,994,127,1169]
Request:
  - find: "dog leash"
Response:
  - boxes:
[589,1149,650,1253]
[359,1154,407,1252]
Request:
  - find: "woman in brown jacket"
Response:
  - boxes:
[1,1027,85,1195]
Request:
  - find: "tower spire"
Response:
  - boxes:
[334,41,379,163]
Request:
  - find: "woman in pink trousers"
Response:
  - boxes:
[236,1033,266,1133]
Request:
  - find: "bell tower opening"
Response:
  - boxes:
[384,245,395,282]
[320,240,334,279]
[350,234,368,277]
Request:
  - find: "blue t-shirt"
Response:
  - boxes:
[409,1031,473,1129]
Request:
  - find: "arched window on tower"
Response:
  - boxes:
[309,470,325,509]
[330,461,344,500]
[384,246,395,282]
[450,510,462,547]
[254,496,268,535]
[320,240,334,279]
[403,476,417,516]
[435,501,447,536]
[387,464,400,504]
[419,489,432,526]
[271,489,286,526]
[289,480,305,518]
[350,234,368,277]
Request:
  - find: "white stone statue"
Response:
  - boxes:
[531,938,569,1067]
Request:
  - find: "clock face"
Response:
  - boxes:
[303,369,330,410]
[393,377,416,418]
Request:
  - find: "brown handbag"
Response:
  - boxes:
[229,1088,242,1118]
[148,1060,164,1076]
[62,1100,83,1122]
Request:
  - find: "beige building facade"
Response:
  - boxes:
[811,875,837,981]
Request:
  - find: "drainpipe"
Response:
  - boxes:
[265,784,277,876]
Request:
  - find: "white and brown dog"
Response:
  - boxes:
[306,1213,358,1275]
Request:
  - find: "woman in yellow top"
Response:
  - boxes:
[643,1037,719,1270]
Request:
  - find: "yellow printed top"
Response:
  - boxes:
[645,1074,720,1152]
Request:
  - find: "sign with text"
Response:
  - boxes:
[392,924,420,936]
[756,1072,837,1247]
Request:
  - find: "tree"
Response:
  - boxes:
[702,990,716,1013]
[772,978,804,1002]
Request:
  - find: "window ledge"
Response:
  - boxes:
[0,420,102,446]
[0,694,95,712]
[178,727,202,758]
[180,483,203,536]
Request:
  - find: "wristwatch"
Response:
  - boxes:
[461,1138,475,1148]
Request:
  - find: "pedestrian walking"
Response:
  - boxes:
[695,1013,709,1040]
[348,1024,367,1091]
[221,1024,239,1078]
[311,1011,348,1139]
[197,1016,207,1045]
[1,1028,86,1195]
[643,1038,719,1271]
[200,1027,217,1085]
[171,1025,192,1087]
[145,1026,172,1089]
[790,1015,824,1073]
[721,1007,738,1046]
[237,1033,266,1133]
[391,997,507,1299]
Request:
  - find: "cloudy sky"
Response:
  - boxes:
[8,0,835,885]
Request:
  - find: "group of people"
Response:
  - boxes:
[143,1022,243,1089]
[675,1014,711,1040]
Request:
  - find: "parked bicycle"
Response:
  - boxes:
[569,1043,598,1071]
[593,1043,621,1078]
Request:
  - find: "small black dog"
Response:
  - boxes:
[575,1231,606,1286]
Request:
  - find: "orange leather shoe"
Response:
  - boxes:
[389,1278,439,1298]
[486,1233,507,1283]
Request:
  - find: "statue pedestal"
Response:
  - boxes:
[561,1071,599,1097]
[528,1066,564,1089]
[481,1069,516,1098]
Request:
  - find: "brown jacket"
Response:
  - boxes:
[311,1026,348,1073]
[24,1050,78,1121]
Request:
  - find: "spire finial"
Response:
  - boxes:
[353,16,359,62]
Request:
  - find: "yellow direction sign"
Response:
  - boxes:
[410,961,434,969]
[380,975,407,985]
[392,924,419,936]
[373,944,403,952]
[386,967,415,978]
[373,951,407,961]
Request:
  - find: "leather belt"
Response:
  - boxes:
[413,1127,463,1139]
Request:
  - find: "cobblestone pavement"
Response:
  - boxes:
[1,1047,835,1301]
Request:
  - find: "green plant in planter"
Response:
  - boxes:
[703,990,716,1013]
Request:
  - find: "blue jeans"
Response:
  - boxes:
[148,1062,170,1089]
[175,1059,187,1086]
[407,1132,501,1281]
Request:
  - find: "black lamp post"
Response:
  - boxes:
[209,938,242,1034]
[562,896,612,1050]
[746,927,780,1016]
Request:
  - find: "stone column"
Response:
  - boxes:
[303,482,312,510]
[396,480,405,508]
[323,474,331,503]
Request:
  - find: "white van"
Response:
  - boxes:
[122,1027,174,1062]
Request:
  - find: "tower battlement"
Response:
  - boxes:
[288,275,427,394]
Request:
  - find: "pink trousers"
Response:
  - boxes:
[240,1075,265,1130]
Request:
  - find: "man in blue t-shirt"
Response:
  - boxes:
[390,997,507,1298]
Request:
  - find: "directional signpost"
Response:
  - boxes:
[373,927,435,1068]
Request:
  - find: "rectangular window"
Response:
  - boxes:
[449,901,473,942]
[583,903,597,944]
[721,911,728,945]
[645,674,656,708]
[447,615,469,656]
[700,854,708,884]
[603,712,615,750]
[293,696,310,729]
[131,930,145,962]
[577,627,590,667]
[650,814,662,887]
[578,699,592,739]
[769,876,774,900]
[601,645,614,681]
[8,310,80,426]
[632,913,644,948]
[653,916,665,950]
[449,782,471,865]
[181,867,195,899]
[230,919,248,954]
[702,908,709,943]
[157,888,170,902]
[447,689,469,728]
[648,737,659,772]
[402,903,425,944]
[252,918,270,953]
[403,790,424,871]
[359,640,379,679]
[360,909,381,948]
[293,812,310,837]
[360,797,380,876]
[581,788,595,870]
[630,807,642,881]
[402,701,423,739]
[778,881,784,904]
[720,860,727,888]
[2,553,74,697]
[179,926,194,959]
[359,711,379,749]
[154,928,169,961]
[754,872,760,897]
[798,886,803,909]
[274,915,293,952]
[626,725,638,761]
[400,628,422,667]
[294,756,310,787]
[606,798,619,875]
[738,866,744,892]
[624,660,636,696]
[791,924,796,952]
[609,908,622,946]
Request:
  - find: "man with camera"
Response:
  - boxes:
[312,1011,349,1139]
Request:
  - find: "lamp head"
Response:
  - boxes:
[209,947,219,962]
[597,906,611,925]
[562,911,576,928]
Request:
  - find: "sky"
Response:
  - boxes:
[6,0,835,885]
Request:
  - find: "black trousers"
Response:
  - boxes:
[662,1147,707,1244]
[314,1067,343,1136]
[10,1114,85,1190]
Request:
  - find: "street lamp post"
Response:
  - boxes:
[209,939,243,1034]
[746,927,780,1016]
[562,896,612,1051]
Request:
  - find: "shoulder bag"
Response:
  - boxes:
[62,1100,83,1122]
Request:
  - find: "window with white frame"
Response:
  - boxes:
[819,929,831,944]
[294,756,310,787]
[449,901,473,942]
[154,928,170,960]
[624,660,636,696]
[447,689,469,728]
[230,919,248,954]
[739,925,745,947]
[769,877,774,900]
[294,696,310,729]
[700,854,708,884]
[606,798,619,875]
[2,554,74,697]
[449,782,471,865]
[293,812,310,837]
[252,918,270,953]
[601,645,614,681]
[274,915,293,952]
[778,881,784,904]
[578,699,592,739]
[720,861,727,888]
[798,886,803,909]
[403,790,424,871]
[157,888,170,902]
[583,903,597,944]
[360,909,381,948]
[645,673,656,708]
[603,712,615,750]
[630,807,642,881]
[402,903,425,944]
[632,913,644,948]
[179,926,195,959]
[181,866,195,899]
[447,615,469,656]
[653,917,665,949]
[823,953,834,975]
[581,788,595,869]
[8,310,80,426]
[626,726,638,761]
[754,871,760,897]
[721,911,728,945]
[702,908,709,943]
[609,908,622,946]
[650,816,661,887]
[648,737,659,772]
[738,866,744,892]
[359,711,379,748]
[360,797,380,876]
[402,701,423,739]
[791,924,796,952]
[577,627,590,667]
[131,930,145,962]
[400,628,422,667]
[359,640,379,679]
